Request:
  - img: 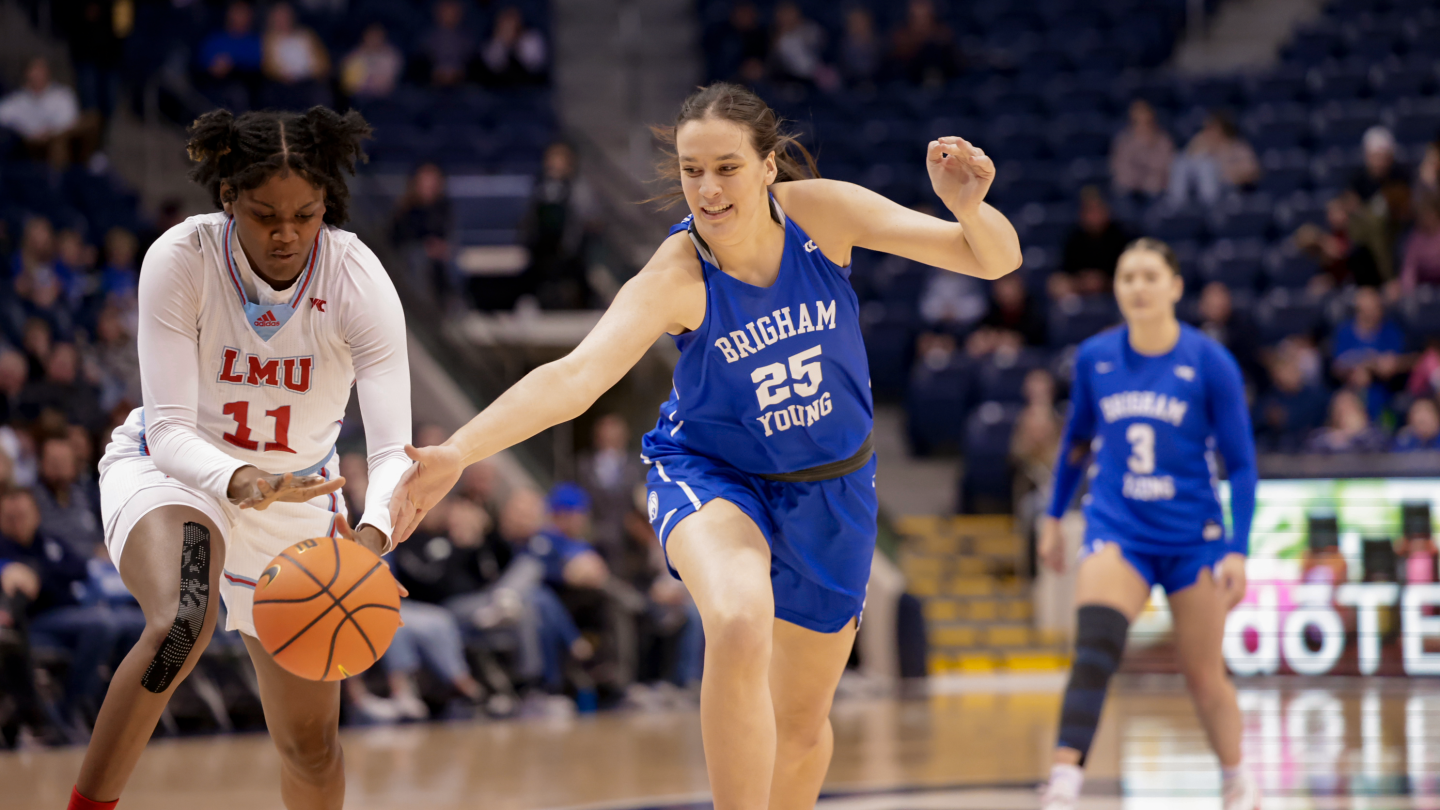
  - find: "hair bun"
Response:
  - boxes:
[186,109,237,163]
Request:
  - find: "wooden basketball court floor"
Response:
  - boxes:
[3,675,1438,809]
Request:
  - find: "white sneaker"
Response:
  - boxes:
[393,692,429,720]
[351,692,402,723]
[1223,771,1260,810]
[1040,764,1083,810]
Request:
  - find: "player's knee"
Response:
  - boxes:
[775,704,831,756]
[703,603,771,667]
[1057,605,1130,761]
[275,727,342,779]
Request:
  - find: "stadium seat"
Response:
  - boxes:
[1255,288,1326,343]
[1048,295,1120,348]
[959,402,1022,513]
[905,359,972,456]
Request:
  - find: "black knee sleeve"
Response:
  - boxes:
[141,522,211,693]
[1056,604,1130,764]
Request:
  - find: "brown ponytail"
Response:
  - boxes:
[647,82,818,209]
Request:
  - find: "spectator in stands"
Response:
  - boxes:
[712,1,769,84]
[340,23,403,100]
[1350,126,1408,208]
[19,344,103,431]
[1011,368,1062,562]
[1306,389,1388,453]
[195,1,263,111]
[1254,352,1330,452]
[576,414,645,575]
[1394,397,1440,452]
[1195,281,1262,384]
[93,306,139,413]
[1167,110,1259,208]
[0,350,26,426]
[0,57,86,170]
[54,229,95,313]
[1400,197,1440,292]
[33,435,102,556]
[1060,187,1129,296]
[1110,100,1174,200]
[838,7,881,88]
[521,142,600,310]
[1416,140,1440,204]
[96,227,139,321]
[61,0,129,128]
[392,162,455,302]
[20,319,53,383]
[0,487,135,722]
[887,0,959,87]
[480,6,549,88]
[1295,192,1388,290]
[419,0,477,87]
[260,2,332,108]
[977,273,1046,348]
[769,2,835,89]
[14,265,75,355]
[1331,286,1409,409]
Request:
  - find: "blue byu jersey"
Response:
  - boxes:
[640,199,873,475]
[1047,324,1257,554]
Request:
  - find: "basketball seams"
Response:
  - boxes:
[255,539,400,679]
[322,561,390,675]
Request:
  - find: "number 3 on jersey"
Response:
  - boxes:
[751,345,823,409]
[1125,423,1155,474]
[222,401,297,453]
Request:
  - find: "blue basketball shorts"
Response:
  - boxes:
[1080,517,1232,594]
[644,451,878,634]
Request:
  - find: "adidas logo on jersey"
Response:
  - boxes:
[254,310,280,327]
[217,347,314,393]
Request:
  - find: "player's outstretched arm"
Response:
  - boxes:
[786,136,1020,280]
[389,237,703,542]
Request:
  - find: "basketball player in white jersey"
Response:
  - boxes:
[67,107,412,810]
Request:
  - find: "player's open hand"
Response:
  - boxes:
[1214,553,1248,610]
[927,136,995,217]
[331,515,409,600]
[231,468,345,511]
[1038,516,1067,574]
[389,443,465,545]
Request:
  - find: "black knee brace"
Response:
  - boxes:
[141,522,211,693]
[1056,604,1130,764]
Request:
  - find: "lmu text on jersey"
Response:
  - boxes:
[216,347,314,393]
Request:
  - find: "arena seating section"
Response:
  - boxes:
[703,0,1440,503]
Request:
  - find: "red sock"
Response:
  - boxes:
[68,786,118,810]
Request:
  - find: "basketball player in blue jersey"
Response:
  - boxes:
[388,82,1020,810]
[1037,238,1259,810]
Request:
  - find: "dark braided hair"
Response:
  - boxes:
[186,107,372,225]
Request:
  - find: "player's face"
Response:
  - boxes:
[1114,248,1182,325]
[225,171,326,283]
[676,117,778,245]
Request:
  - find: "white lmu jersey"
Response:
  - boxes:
[102,212,412,537]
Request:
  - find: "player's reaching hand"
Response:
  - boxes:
[1214,553,1248,610]
[927,136,995,217]
[1038,516,1067,574]
[389,443,465,545]
[229,468,345,511]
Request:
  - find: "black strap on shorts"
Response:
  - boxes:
[754,433,874,483]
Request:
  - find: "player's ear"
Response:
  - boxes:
[220,182,236,216]
[763,150,778,185]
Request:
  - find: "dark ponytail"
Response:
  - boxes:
[648,82,818,209]
[186,106,373,225]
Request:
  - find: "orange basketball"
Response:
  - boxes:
[252,536,401,682]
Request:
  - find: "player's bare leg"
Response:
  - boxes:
[1169,568,1257,809]
[75,506,226,804]
[767,616,857,810]
[242,634,345,810]
[665,498,776,810]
